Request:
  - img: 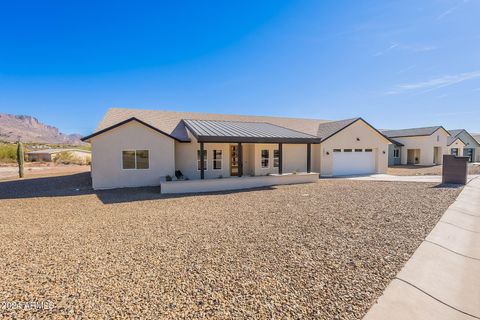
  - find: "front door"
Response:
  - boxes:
[230,145,238,176]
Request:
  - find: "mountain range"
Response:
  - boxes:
[0,113,84,144]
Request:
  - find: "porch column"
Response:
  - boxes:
[237,142,243,177]
[200,142,205,179]
[307,143,311,173]
[278,143,283,175]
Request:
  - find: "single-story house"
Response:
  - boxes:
[82,108,391,190]
[27,148,91,163]
[447,129,480,162]
[382,126,450,166]
[446,136,465,157]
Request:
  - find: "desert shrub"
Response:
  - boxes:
[54,151,86,165]
[0,144,17,163]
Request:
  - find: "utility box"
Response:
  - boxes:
[442,155,469,185]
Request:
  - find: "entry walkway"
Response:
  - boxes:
[363,177,480,320]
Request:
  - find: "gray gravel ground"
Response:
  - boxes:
[0,173,461,319]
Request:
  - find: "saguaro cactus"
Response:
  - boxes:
[17,141,24,178]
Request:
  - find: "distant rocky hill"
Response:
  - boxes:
[0,113,84,144]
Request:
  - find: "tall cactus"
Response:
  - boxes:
[17,141,24,178]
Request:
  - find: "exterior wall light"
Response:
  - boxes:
[382,150,386,154]
[326,151,330,155]
[356,138,360,141]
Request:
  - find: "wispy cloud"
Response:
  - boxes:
[374,42,437,57]
[437,0,470,20]
[387,70,480,94]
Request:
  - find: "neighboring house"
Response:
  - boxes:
[27,149,91,163]
[446,137,465,157]
[382,126,450,166]
[447,129,480,162]
[82,108,391,189]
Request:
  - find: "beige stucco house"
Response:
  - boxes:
[447,129,480,162]
[82,108,391,190]
[382,126,450,166]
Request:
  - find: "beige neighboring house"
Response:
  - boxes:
[382,126,450,166]
[82,108,391,190]
[27,148,91,163]
[446,137,465,157]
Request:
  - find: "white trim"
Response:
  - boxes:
[121,149,150,170]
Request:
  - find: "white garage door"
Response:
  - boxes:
[332,149,376,176]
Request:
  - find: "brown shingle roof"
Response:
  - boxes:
[382,126,449,138]
[95,108,329,138]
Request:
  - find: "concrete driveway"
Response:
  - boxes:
[364,176,480,319]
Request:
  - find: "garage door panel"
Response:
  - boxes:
[332,150,375,176]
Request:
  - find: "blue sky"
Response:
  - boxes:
[1,0,479,134]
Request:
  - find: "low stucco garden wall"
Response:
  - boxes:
[160,172,319,194]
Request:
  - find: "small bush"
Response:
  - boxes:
[0,144,17,163]
[54,151,86,165]
[165,175,172,182]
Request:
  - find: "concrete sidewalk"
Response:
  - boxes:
[364,176,480,320]
[340,174,480,183]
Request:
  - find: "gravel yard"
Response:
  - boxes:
[0,173,461,319]
[387,163,480,176]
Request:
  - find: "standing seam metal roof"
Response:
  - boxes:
[182,119,321,143]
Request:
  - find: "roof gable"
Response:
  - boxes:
[318,118,391,144]
[81,117,186,142]
[448,129,480,147]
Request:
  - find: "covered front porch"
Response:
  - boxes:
[169,119,320,193]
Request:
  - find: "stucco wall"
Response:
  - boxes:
[394,129,449,165]
[319,120,389,176]
[90,121,175,189]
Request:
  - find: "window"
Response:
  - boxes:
[343,149,352,152]
[333,149,341,152]
[197,150,207,170]
[213,150,222,170]
[393,149,400,158]
[261,150,269,168]
[365,149,373,152]
[355,149,362,152]
[122,150,149,169]
[451,148,458,156]
[437,135,440,142]
[273,149,280,168]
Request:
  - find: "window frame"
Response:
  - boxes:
[393,149,400,158]
[343,149,353,152]
[197,149,208,171]
[212,149,223,170]
[261,149,270,168]
[354,149,363,152]
[451,148,459,156]
[365,149,373,152]
[333,149,341,152]
[122,149,150,170]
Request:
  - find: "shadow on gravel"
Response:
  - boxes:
[0,172,275,204]
[0,172,94,199]
[431,183,465,189]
